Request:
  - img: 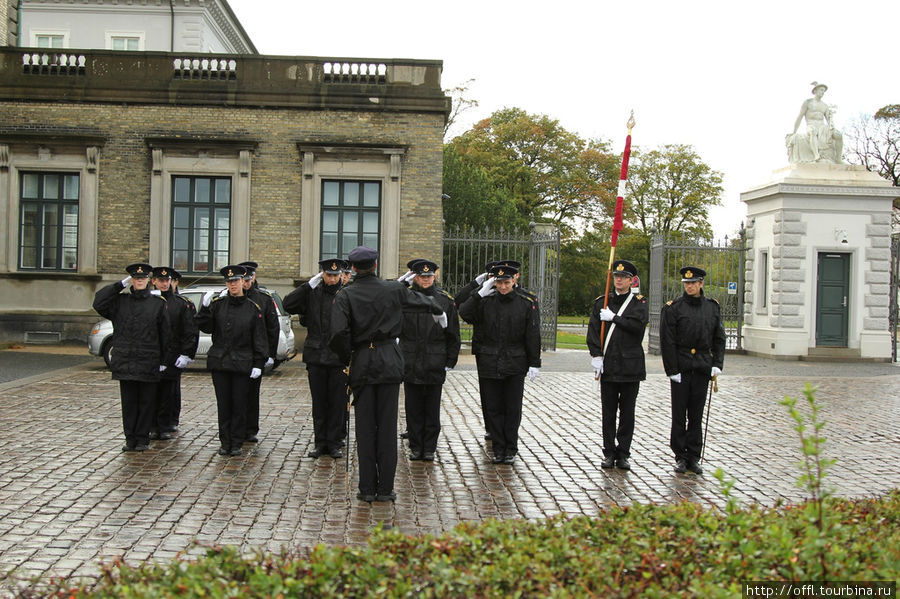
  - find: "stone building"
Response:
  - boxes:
[0,2,450,342]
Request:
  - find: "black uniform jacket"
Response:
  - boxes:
[458,290,541,379]
[328,272,442,391]
[195,294,267,374]
[246,283,280,360]
[659,291,726,376]
[400,284,461,385]
[282,280,344,367]
[93,281,170,383]
[586,291,649,382]
[160,289,200,378]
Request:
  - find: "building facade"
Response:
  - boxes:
[0,5,449,342]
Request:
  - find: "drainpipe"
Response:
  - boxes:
[169,0,175,51]
[17,0,23,46]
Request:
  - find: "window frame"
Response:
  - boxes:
[170,175,233,275]
[105,31,145,51]
[18,171,81,271]
[30,30,69,48]
[319,179,382,260]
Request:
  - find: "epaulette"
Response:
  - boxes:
[636,294,644,300]
[175,294,195,307]
[594,295,602,302]
[518,293,535,304]
[437,288,454,300]
[709,297,719,304]
[666,300,673,306]
[255,287,273,297]
[210,295,225,304]
[248,299,263,312]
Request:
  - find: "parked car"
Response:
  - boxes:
[88,284,296,370]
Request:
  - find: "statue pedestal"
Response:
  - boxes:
[740,164,894,360]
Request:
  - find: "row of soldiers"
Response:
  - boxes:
[94,250,724,502]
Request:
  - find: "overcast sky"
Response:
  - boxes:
[230,0,897,238]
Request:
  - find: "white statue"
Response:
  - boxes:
[786,82,843,164]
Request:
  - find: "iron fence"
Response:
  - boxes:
[648,231,746,354]
[442,223,560,350]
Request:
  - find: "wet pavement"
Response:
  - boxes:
[0,348,898,592]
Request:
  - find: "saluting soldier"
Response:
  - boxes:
[454,260,497,442]
[92,262,170,452]
[150,266,199,440]
[399,259,461,462]
[659,266,726,475]
[283,258,348,459]
[458,263,541,465]
[329,246,448,503]
[586,259,649,470]
[239,261,280,444]
[195,265,268,457]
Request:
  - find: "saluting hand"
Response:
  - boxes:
[474,272,489,285]
[201,291,214,307]
[120,276,132,287]
[308,272,324,289]
[477,277,496,298]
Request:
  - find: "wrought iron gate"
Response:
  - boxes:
[648,230,746,354]
[890,232,899,362]
[442,223,560,350]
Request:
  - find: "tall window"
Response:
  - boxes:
[320,180,381,259]
[19,172,79,271]
[171,176,231,274]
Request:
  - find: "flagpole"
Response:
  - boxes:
[600,112,636,353]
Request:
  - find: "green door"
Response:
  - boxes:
[816,253,850,347]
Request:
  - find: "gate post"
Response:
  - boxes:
[648,232,665,354]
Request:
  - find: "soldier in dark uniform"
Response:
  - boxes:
[586,259,648,470]
[92,262,170,452]
[454,260,497,441]
[150,266,199,440]
[239,261,280,444]
[283,258,348,459]
[659,266,726,475]
[458,263,541,465]
[400,259,461,461]
[196,265,267,456]
[329,246,448,503]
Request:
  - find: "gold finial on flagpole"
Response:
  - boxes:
[627,110,635,132]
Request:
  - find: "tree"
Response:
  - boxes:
[844,104,900,226]
[442,145,521,230]
[449,108,619,230]
[443,79,479,140]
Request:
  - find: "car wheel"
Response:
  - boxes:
[101,341,113,368]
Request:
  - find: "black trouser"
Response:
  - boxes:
[307,364,348,452]
[481,375,525,459]
[478,376,489,434]
[212,370,249,451]
[119,380,157,447]
[669,370,710,461]
[353,383,399,495]
[153,377,180,433]
[404,382,443,454]
[246,374,261,438]
[600,380,640,458]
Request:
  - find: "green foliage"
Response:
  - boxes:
[449,107,619,230]
[626,144,724,241]
[442,145,522,230]
[36,490,900,598]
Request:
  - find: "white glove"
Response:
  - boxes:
[202,291,214,307]
[711,367,722,377]
[265,357,274,368]
[218,288,228,298]
[397,270,414,282]
[159,365,167,372]
[174,355,192,369]
[432,311,448,328]
[308,272,324,289]
[527,367,539,381]
[669,373,682,383]
[591,356,604,373]
[474,272,489,285]
[444,366,453,372]
[478,277,496,298]
[120,276,132,287]
[599,307,615,322]
[150,289,161,296]
[250,368,262,379]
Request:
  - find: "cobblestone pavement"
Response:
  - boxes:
[0,355,898,592]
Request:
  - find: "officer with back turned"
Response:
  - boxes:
[329,246,448,503]
[659,266,726,475]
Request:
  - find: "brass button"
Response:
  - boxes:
[690,348,696,355]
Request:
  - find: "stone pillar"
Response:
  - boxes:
[741,164,895,360]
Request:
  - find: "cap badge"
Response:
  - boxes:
[498,269,504,276]
[136,266,144,273]
[331,262,337,271]
[423,265,430,272]
[161,269,167,275]
[616,264,624,271]
[685,270,693,279]
[227,269,233,277]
